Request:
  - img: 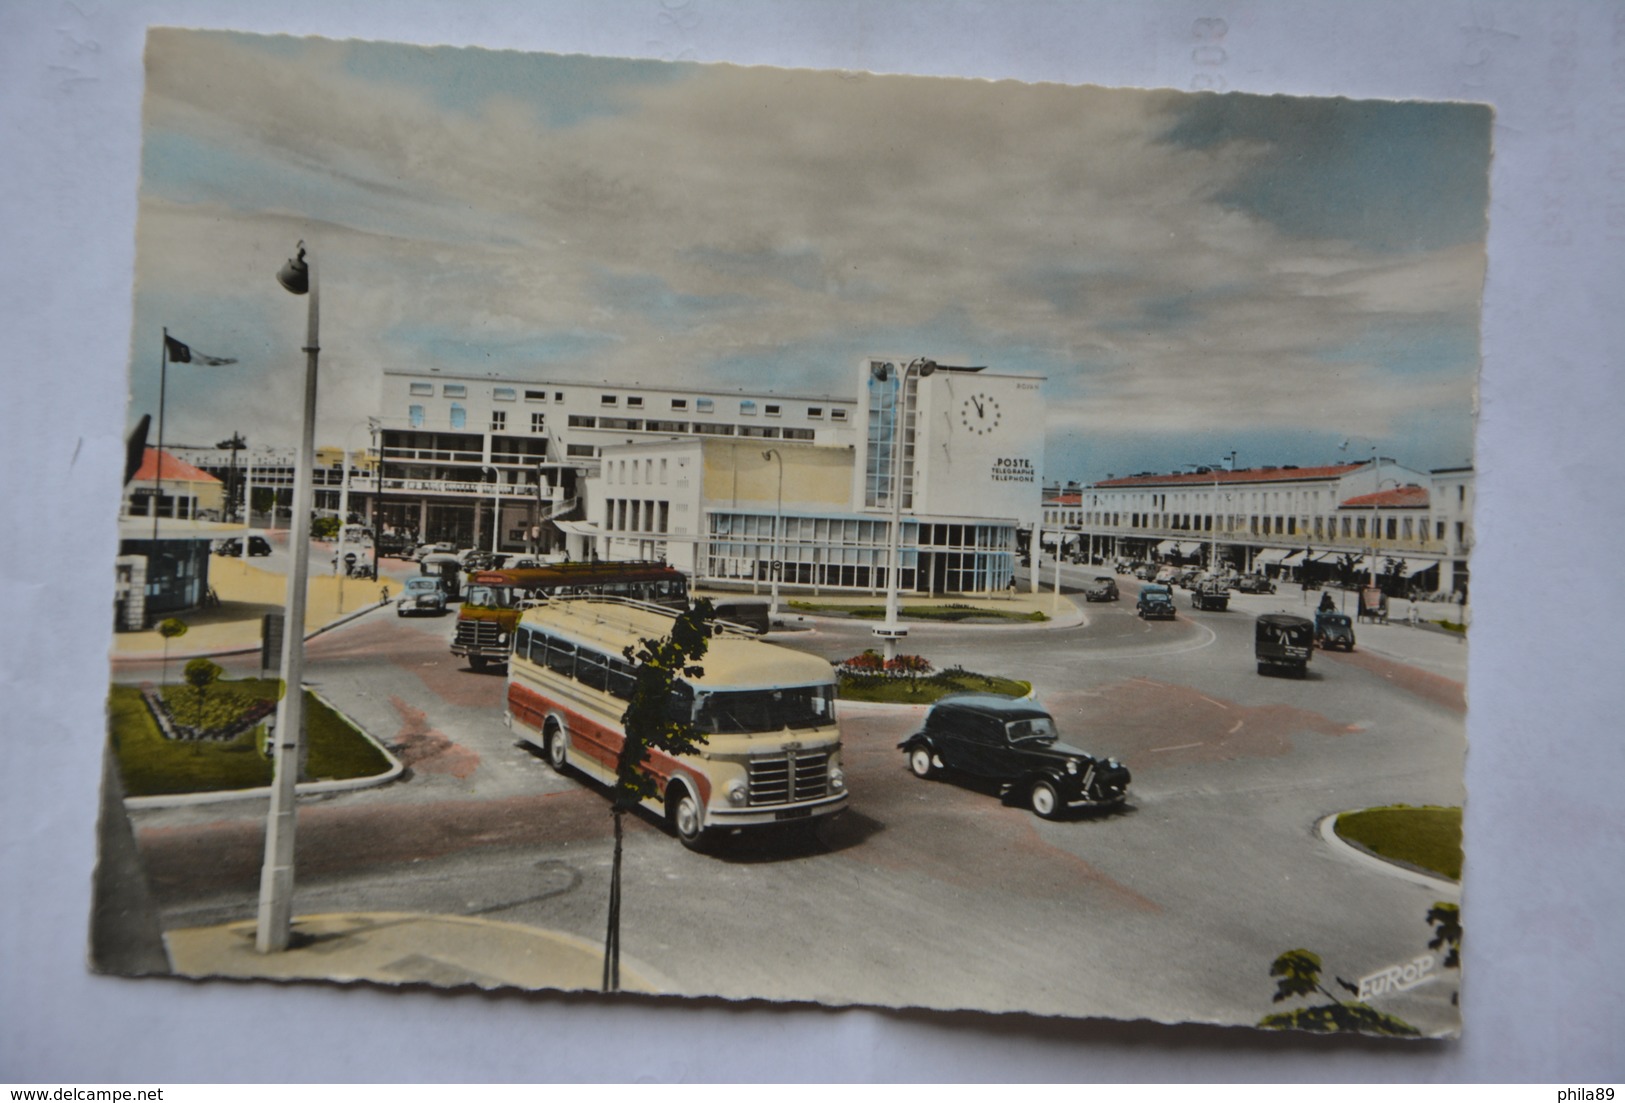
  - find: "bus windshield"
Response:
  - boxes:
[464,585,513,609]
[693,684,836,734]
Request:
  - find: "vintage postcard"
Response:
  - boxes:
[98,28,1486,1035]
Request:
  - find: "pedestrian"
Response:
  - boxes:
[1318,591,1336,614]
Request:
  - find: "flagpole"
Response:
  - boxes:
[153,328,169,542]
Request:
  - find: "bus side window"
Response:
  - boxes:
[514,626,532,661]
[577,648,610,692]
[523,629,547,664]
[546,638,576,678]
[607,656,637,700]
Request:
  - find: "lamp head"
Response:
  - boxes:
[277,242,310,295]
[914,358,937,377]
[870,361,893,382]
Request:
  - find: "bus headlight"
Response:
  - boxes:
[496,631,509,646]
[727,780,748,806]
[829,767,845,793]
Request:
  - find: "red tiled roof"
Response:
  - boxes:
[1092,463,1365,489]
[129,447,221,485]
[1340,486,1429,509]
[1043,492,1083,506]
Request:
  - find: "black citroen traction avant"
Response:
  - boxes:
[897,693,1131,819]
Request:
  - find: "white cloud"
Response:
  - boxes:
[133,32,1485,461]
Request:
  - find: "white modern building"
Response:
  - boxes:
[1043,459,1473,596]
[359,358,1044,595]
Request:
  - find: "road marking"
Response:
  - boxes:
[1198,695,1228,709]
[1227,719,1243,734]
[1150,741,1204,753]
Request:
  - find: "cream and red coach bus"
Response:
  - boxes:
[505,596,847,849]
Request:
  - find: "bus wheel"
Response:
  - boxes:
[668,787,708,851]
[545,726,569,774]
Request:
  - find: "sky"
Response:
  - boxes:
[128,29,1490,484]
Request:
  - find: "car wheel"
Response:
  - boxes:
[1029,779,1061,819]
[396,608,405,617]
[1257,662,1269,676]
[668,786,707,850]
[908,744,936,779]
[545,726,569,774]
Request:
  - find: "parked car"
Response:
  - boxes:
[1084,576,1119,602]
[897,693,1131,819]
[1256,613,1315,677]
[1190,578,1231,611]
[1315,611,1356,651]
[1136,584,1176,619]
[396,576,448,617]
[459,550,510,573]
[377,532,416,558]
[414,541,457,562]
[214,534,272,557]
[1133,564,1156,581]
[1236,574,1276,594]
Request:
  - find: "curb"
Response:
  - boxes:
[163,911,675,994]
[1316,813,1462,893]
[124,688,405,810]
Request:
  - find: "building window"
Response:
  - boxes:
[525,389,547,402]
[783,428,815,441]
[530,412,546,433]
[493,387,516,402]
[627,396,643,409]
[409,404,425,428]
[831,408,848,422]
[601,394,618,406]
[765,404,781,417]
[696,398,714,413]
[740,400,757,416]
[450,404,467,429]
[409,382,433,396]
[671,398,688,410]
[490,410,507,431]
[808,406,823,419]
[444,384,466,398]
[568,415,597,428]
[566,443,596,457]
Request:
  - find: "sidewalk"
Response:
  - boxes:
[111,554,404,661]
[164,912,664,993]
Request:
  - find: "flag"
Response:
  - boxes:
[164,334,237,366]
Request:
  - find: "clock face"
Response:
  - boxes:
[960,393,1002,435]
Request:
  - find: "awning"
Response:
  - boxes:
[1393,557,1442,578]
[1251,547,1294,566]
[1155,539,1181,555]
[552,520,601,537]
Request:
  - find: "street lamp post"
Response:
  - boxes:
[484,466,502,554]
[872,357,935,662]
[1184,452,1234,573]
[762,448,784,620]
[257,242,319,954]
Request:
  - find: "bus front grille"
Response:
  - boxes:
[747,751,829,806]
[454,620,504,649]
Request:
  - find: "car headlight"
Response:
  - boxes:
[1066,759,1079,775]
[829,766,845,792]
[727,780,748,806]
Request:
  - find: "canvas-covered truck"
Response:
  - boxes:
[1255,613,1315,677]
